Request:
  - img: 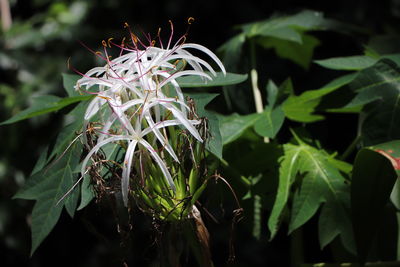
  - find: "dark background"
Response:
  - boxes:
[1,0,400,266]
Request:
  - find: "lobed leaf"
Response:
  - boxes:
[14,142,83,255]
[268,134,355,252]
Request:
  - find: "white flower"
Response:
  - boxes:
[76,29,225,206]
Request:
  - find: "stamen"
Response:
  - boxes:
[187,17,195,24]
[67,57,71,69]
[167,20,174,50]
[131,33,138,45]
[102,40,108,47]
[107,38,114,48]
[97,95,112,100]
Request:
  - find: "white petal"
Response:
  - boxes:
[84,97,107,120]
[180,43,226,75]
[81,136,130,178]
[121,140,138,206]
[144,114,179,162]
[162,102,202,142]
[139,139,176,192]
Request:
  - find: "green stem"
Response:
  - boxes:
[340,135,361,161]
[220,158,251,188]
[290,228,304,267]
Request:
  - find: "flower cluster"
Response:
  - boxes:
[75,24,225,206]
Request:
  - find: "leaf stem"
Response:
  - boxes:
[250,39,270,143]
[340,135,361,161]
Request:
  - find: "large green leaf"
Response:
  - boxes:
[351,141,400,263]
[0,94,92,125]
[13,142,82,255]
[314,55,377,71]
[241,10,328,39]
[258,34,320,69]
[282,73,357,122]
[219,113,260,145]
[62,73,81,97]
[268,133,354,252]
[314,54,400,72]
[345,59,400,145]
[176,72,247,87]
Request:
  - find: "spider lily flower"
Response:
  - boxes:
[75,26,225,206]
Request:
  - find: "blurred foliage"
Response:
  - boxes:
[3,0,400,266]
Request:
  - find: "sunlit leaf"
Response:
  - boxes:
[268,133,355,252]
[282,73,356,122]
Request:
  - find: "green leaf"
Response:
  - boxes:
[241,10,327,39]
[219,113,260,145]
[254,108,285,138]
[314,54,400,71]
[268,134,355,252]
[218,34,246,71]
[345,59,400,145]
[351,144,398,263]
[254,80,286,138]
[77,176,94,211]
[266,79,279,107]
[258,34,320,69]
[176,72,247,87]
[282,73,357,122]
[62,73,80,97]
[186,93,223,159]
[268,143,302,239]
[0,94,93,125]
[314,55,377,71]
[14,142,82,255]
[48,102,87,160]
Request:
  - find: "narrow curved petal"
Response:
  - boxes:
[139,139,176,192]
[81,136,131,178]
[121,140,138,206]
[180,43,226,75]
